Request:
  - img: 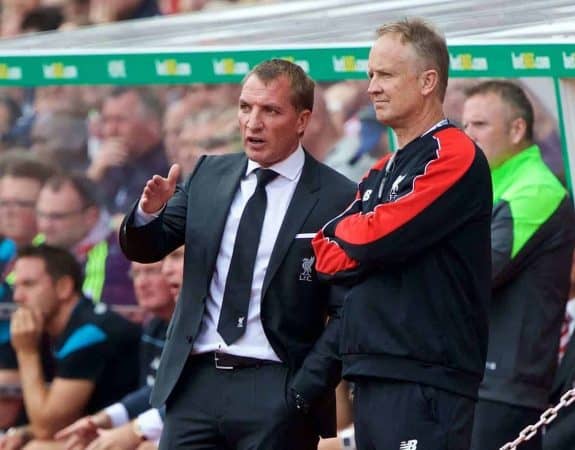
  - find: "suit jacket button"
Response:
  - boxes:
[186,335,193,343]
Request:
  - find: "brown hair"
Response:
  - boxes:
[17,244,84,294]
[43,172,102,209]
[465,80,534,141]
[244,59,315,112]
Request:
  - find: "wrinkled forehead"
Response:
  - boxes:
[240,74,292,101]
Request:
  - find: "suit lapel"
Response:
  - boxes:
[262,152,320,296]
[203,155,247,279]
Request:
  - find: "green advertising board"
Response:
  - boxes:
[0,43,573,86]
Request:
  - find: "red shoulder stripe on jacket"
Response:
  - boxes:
[334,128,476,246]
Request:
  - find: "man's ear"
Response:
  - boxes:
[509,117,528,145]
[55,275,75,300]
[420,69,439,97]
[297,109,312,137]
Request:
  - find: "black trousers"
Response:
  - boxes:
[470,399,542,450]
[352,378,476,450]
[159,355,318,450]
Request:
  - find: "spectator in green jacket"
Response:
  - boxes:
[463,79,575,450]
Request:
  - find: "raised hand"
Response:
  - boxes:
[10,308,43,355]
[139,164,181,215]
[86,138,130,181]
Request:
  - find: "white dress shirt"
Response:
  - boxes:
[104,402,130,427]
[136,408,163,443]
[136,147,304,361]
[193,147,304,360]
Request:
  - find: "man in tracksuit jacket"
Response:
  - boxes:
[312,19,492,450]
[463,80,575,450]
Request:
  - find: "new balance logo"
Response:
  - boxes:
[400,440,418,450]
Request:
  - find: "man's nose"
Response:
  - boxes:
[246,112,263,130]
[368,77,380,94]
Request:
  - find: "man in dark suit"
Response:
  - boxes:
[119,59,356,450]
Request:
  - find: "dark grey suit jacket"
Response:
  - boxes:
[119,151,356,437]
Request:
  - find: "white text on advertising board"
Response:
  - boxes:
[332,56,368,73]
[0,64,22,80]
[511,52,551,70]
[108,60,127,78]
[155,59,191,76]
[449,53,488,71]
[563,52,575,69]
[43,63,78,79]
[213,59,249,76]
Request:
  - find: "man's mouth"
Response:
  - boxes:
[246,137,265,146]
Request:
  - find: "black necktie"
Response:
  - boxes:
[217,168,278,345]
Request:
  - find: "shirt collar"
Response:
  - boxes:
[245,145,304,182]
[421,118,450,137]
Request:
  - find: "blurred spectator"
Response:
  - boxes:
[0,152,56,249]
[60,0,92,29]
[56,247,184,449]
[0,96,22,152]
[6,86,88,150]
[302,86,343,163]
[463,80,575,450]
[0,154,57,434]
[303,87,389,182]
[324,80,369,137]
[34,86,87,117]
[30,112,89,172]
[36,173,137,305]
[176,105,240,177]
[158,0,208,14]
[444,78,478,127]
[20,5,64,33]
[0,0,39,37]
[445,78,565,179]
[0,245,140,448]
[162,95,200,165]
[90,0,161,23]
[87,87,169,215]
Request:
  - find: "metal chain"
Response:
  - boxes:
[500,388,575,450]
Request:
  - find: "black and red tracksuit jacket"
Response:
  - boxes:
[313,123,492,399]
